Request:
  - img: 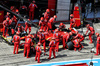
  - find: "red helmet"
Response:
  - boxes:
[96,33,99,37]
[55,29,58,33]
[60,23,64,26]
[16,9,19,12]
[28,19,30,21]
[38,42,41,46]
[40,17,44,20]
[16,31,20,35]
[27,34,31,38]
[53,15,57,18]
[32,1,35,3]
[70,14,74,17]
[10,6,14,10]
[69,32,72,35]
[52,37,55,40]
[46,9,50,12]
[39,29,43,32]
[86,24,90,27]
[18,24,21,26]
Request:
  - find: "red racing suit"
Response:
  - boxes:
[85,26,95,43]
[44,12,50,31]
[3,20,9,37]
[44,12,50,22]
[47,17,54,30]
[13,35,20,54]
[73,39,82,51]
[10,6,16,13]
[9,19,12,26]
[18,26,24,33]
[9,19,15,35]
[24,38,32,58]
[95,36,100,55]
[39,20,46,31]
[35,46,41,63]
[48,40,56,59]
[53,33,61,52]
[25,22,31,34]
[74,33,84,42]
[39,32,46,53]
[62,33,69,49]
[13,16,18,26]
[70,18,76,28]
[29,3,37,20]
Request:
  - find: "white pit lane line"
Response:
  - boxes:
[83,29,100,31]
[97,29,100,30]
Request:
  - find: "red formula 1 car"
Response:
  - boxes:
[35,27,79,50]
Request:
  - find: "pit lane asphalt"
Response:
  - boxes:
[0,22,100,66]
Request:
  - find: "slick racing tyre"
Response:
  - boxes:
[67,41,74,50]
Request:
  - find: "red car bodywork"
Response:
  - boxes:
[45,28,76,41]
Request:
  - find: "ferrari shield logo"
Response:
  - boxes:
[37,47,39,51]
[54,41,55,45]
[27,39,29,42]
[75,40,78,44]
[56,34,58,38]
[42,34,44,36]
[15,37,17,40]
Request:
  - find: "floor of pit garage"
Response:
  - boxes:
[0,21,100,66]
